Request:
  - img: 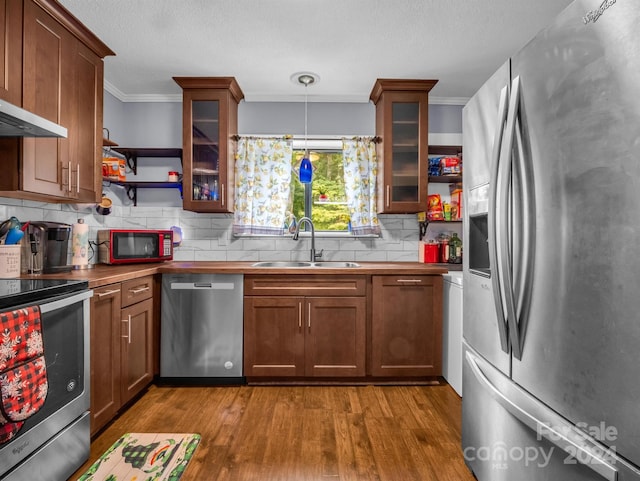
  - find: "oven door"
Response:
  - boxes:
[0,289,91,480]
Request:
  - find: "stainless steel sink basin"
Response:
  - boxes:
[251,261,361,268]
[311,262,361,268]
[251,261,312,268]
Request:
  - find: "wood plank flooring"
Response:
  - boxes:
[70,384,476,481]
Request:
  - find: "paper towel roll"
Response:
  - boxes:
[71,219,89,267]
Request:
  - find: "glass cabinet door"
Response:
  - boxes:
[175,77,243,213]
[391,102,420,203]
[191,100,220,202]
[370,79,436,214]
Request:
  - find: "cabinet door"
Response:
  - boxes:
[243,296,305,377]
[22,0,72,197]
[90,284,122,436]
[371,275,443,377]
[121,298,154,405]
[175,77,243,214]
[305,297,366,377]
[378,91,429,213]
[72,40,103,202]
[0,0,22,105]
[181,88,231,213]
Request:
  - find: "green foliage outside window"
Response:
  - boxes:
[289,151,350,231]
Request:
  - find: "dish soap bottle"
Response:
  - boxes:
[448,232,462,264]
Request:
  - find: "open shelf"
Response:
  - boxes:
[102,179,182,206]
[112,147,182,174]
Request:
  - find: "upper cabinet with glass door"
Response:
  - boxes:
[174,77,244,213]
[370,79,437,213]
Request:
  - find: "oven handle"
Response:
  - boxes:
[39,290,93,314]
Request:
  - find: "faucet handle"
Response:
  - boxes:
[314,249,324,261]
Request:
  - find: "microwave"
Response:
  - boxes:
[97,229,173,264]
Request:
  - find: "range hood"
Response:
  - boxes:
[0,99,67,138]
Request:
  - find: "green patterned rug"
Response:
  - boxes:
[78,432,201,481]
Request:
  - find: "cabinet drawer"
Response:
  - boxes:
[244,275,366,297]
[120,276,154,308]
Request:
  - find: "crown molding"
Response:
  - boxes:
[104,81,468,106]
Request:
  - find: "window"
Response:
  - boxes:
[289,150,350,232]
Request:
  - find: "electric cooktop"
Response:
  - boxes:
[0,279,89,310]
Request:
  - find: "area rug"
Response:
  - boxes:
[77,432,201,481]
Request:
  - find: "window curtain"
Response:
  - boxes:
[233,137,293,235]
[342,137,381,235]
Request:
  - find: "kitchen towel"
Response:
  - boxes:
[0,306,48,444]
[77,432,201,481]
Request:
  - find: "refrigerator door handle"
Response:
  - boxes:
[498,75,523,359]
[488,84,511,354]
[512,92,536,357]
[466,349,623,481]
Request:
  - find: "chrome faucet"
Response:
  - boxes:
[293,217,323,262]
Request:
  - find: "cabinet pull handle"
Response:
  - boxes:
[221,183,225,207]
[97,289,120,297]
[68,161,72,194]
[122,315,131,344]
[76,163,80,194]
[129,286,150,295]
[298,302,302,328]
[308,302,311,329]
[396,279,423,283]
[386,185,390,207]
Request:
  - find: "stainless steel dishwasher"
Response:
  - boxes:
[160,273,244,383]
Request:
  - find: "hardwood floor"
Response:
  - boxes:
[70,384,476,481]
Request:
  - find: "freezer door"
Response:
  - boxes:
[508,0,640,470]
[463,60,511,375]
[463,343,640,481]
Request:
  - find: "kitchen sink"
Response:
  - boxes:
[251,261,360,268]
[251,261,312,268]
[311,262,361,268]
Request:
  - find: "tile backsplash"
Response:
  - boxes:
[0,198,452,264]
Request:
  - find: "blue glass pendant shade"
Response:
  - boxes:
[299,157,313,183]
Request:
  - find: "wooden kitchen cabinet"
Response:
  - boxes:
[89,283,122,436]
[370,79,438,214]
[371,275,443,377]
[0,0,22,105]
[244,276,366,379]
[119,277,154,405]
[90,276,154,435]
[174,77,244,213]
[0,0,114,203]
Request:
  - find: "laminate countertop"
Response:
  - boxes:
[19,261,450,288]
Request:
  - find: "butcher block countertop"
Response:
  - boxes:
[20,261,449,288]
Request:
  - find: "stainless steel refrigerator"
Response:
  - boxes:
[462,1,640,480]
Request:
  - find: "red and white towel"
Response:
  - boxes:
[0,306,48,444]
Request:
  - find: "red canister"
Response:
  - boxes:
[423,242,440,263]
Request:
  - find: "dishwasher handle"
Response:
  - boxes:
[170,282,236,290]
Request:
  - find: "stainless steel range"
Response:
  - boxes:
[0,279,91,481]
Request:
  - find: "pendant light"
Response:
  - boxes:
[296,73,317,184]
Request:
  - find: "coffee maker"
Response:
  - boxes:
[22,221,72,274]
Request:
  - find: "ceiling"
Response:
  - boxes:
[59,0,574,104]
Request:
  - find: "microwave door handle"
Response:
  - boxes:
[488,84,511,354]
